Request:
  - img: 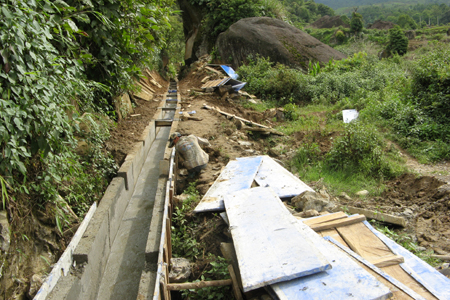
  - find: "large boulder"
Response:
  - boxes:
[368,20,395,30]
[216,17,346,70]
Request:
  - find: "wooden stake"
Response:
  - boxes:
[228,265,243,300]
[166,279,232,291]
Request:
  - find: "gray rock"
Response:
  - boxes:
[216,17,346,71]
[356,190,369,196]
[291,191,330,212]
[28,274,45,298]
[403,208,414,217]
[0,211,10,252]
[169,257,192,283]
[237,141,252,147]
[339,192,352,201]
[299,209,320,218]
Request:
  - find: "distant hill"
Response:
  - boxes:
[315,0,450,10]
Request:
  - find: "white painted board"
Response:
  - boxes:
[271,223,392,300]
[224,187,331,292]
[194,156,262,213]
[254,156,314,198]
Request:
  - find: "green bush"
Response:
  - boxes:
[386,26,408,56]
[335,30,346,44]
[325,123,396,179]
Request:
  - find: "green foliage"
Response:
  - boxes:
[171,182,202,260]
[190,0,277,40]
[350,11,363,33]
[325,122,397,179]
[181,255,231,300]
[335,30,346,44]
[283,103,299,121]
[386,26,408,56]
[375,225,440,267]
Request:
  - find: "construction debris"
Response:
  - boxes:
[344,206,407,227]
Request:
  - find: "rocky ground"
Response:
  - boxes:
[109,61,450,289]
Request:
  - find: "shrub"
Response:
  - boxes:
[335,30,346,44]
[386,26,408,56]
[325,123,395,179]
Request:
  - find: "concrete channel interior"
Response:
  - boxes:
[42,82,179,300]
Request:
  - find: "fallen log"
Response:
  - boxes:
[166,279,232,291]
[203,104,271,129]
[345,206,407,227]
[431,255,450,261]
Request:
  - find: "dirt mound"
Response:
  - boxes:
[339,173,450,255]
[311,15,350,29]
[369,20,395,30]
[215,17,346,71]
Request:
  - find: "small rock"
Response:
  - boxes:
[339,192,352,201]
[173,194,190,208]
[237,141,252,148]
[224,128,233,136]
[416,246,427,252]
[28,274,45,298]
[268,148,281,157]
[0,211,10,252]
[291,191,330,212]
[248,99,258,104]
[300,209,320,218]
[179,169,188,176]
[356,190,369,196]
[402,208,414,217]
[169,258,192,283]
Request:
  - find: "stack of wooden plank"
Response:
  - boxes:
[199,155,450,299]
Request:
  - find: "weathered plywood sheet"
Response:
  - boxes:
[224,187,331,292]
[336,222,393,262]
[254,156,314,198]
[271,232,392,300]
[193,156,262,213]
[365,221,450,300]
[201,78,230,89]
[302,212,348,226]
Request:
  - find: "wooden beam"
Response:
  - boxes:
[302,211,348,226]
[370,255,405,268]
[156,120,173,127]
[203,104,270,129]
[431,255,450,261]
[309,215,366,232]
[166,279,232,291]
[228,265,243,300]
[345,206,407,227]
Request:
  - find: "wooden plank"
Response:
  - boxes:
[310,215,366,232]
[383,265,437,300]
[371,255,404,268]
[193,156,263,213]
[365,221,450,300]
[167,279,232,291]
[253,156,314,198]
[302,211,348,226]
[336,222,393,262]
[270,229,392,300]
[327,237,427,300]
[346,206,407,227]
[155,120,173,127]
[220,243,243,292]
[203,104,270,129]
[318,228,349,248]
[224,187,331,292]
[228,265,243,300]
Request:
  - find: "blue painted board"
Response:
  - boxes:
[254,156,314,198]
[193,156,262,213]
[224,187,331,292]
[220,65,239,80]
[364,221,450,300]
[325,236,426,300]
[271,229,393,300]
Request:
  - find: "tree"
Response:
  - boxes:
[397,14,417,30]
[386,26,408,56]
[351,11,363,33]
